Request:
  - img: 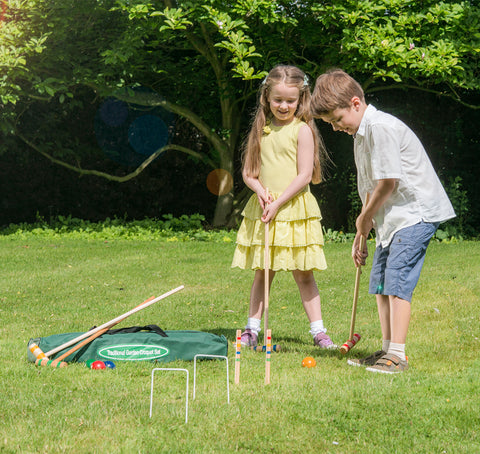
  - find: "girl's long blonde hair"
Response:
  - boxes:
[242,65,327,184]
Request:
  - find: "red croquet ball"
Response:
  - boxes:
[91,360,106,370]
[302,356,317,368]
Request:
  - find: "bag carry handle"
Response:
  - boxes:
[90,324,168,337]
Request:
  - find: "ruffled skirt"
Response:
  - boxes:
[231,191,327,271]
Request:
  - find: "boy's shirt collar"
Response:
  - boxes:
[355,104,376,138]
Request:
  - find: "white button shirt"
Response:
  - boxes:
[354,105,456,247]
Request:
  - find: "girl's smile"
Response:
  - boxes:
[268,83,300,126]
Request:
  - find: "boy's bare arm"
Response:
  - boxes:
[352,178,396,267]
[357,178,397,236]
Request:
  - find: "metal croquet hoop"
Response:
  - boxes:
[150,368,189,423]
[193,354,230,404]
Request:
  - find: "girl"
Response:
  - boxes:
[232,65,336,349]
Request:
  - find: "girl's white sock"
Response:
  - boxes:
[246,317,261,335]
[309,320,326,337]
[388,342,406,361]
[382,339,391,353]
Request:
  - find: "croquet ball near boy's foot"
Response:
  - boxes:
[302,356,316,368]
[91,360,106,370]
[103,361,116,369]
[85,359,95,368]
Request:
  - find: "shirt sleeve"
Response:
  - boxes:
[368,124,403,181]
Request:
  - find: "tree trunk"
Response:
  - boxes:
[212,191,235,227]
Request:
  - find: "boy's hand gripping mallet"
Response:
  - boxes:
[340,193,370,355]
[340,234,365,354]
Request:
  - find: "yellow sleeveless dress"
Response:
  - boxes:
[231,119,327,271]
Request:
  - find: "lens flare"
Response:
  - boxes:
[206,169,233,196]
[128,114,169,156]
[99,99,129,127]
[94,88,175,167]
[1,1,7,26]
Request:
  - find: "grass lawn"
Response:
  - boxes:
[0,235,479,453]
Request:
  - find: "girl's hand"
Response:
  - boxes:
[256,190,274,211]
[261,199,279,224]
[256,192,267,210]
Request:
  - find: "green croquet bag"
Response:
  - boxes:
[27,325,228,364]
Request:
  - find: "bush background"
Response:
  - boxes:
[1,88,479,237]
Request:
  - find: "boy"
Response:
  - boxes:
[311,69,455,373]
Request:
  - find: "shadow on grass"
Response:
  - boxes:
[205,327,358,359]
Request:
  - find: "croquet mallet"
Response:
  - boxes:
[31,286,184,366]
[263,188,270,349]
[340,234,366,354]
[234,329,241,384]
[340,193,370,355]
[41,296,156,368]
[265,329,272,385]
[264,189,272,384]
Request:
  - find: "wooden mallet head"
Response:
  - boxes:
[29,342,47,360]
[340,333,361,355]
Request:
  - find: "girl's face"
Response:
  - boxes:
[267,83,300,126]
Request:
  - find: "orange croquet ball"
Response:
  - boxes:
[302,356,317,368]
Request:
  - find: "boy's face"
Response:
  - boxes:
[319,98,364,136]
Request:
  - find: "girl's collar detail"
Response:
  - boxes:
[264,117,299,134]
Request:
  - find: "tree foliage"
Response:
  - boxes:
[310,0,480,102]
[1,0,479,226]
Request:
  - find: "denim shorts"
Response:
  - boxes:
[369,221,439,302]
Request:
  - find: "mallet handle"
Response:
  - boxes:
[53,296,156,364]
[234,329,241,385]
[265,329,271,385]
[348,235,365,341]
[45,285,184,357]
[264,188,270,347]
[348,192,370,341]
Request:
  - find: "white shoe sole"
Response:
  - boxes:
[347,359,364,367]
[365,366,405,374]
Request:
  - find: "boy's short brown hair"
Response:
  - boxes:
[311,69,365,117]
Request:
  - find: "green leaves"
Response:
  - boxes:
[1,0,479,228]
[149,2,267,80]
[312,0,479,91]
[155,7,193,31]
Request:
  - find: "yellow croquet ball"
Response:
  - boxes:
[302,356,316,368]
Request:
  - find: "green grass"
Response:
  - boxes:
[0,235,479,453]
